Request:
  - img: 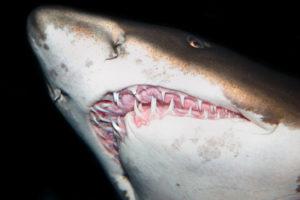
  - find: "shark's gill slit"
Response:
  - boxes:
[89,85,247,161]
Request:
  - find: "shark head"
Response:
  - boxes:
[27,6,300,200]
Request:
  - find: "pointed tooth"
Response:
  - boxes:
[94,105,110,113]
[101,102,113,108]
[90,112,99,125]
[90,111,110,123]
[203,109,208,119]
[161,90,166,101]
[113,92,120,104]
[91,107,97,113]
[216,111,220,119]
[187,106,192,116]
[112,121,122,133]
[166,98,175,114]
[179,94,185,106]
[128,86,137,95]
[151,96,157,114]
[210,105,216,113]
[99,115,111,123]
[134,100,143,117]
[197,100,202,111]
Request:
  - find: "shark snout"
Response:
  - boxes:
[27,7,129,110]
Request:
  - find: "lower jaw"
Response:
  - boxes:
[89,84,246,161]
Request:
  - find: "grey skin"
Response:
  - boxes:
[27,6,300,200]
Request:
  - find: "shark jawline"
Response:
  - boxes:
[89,84,247,161]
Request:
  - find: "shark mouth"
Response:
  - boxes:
[89,85,246,161]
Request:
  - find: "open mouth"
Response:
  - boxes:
[89,85,247,162]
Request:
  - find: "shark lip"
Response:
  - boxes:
[89,84,247,161]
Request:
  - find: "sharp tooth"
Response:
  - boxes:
[179,94,185,106]
[113,130,122,141]
[112,121,122,133]
[151,96,157,114]
[203,109,208,119]
[216,111,220,119]
[91,107,97,113]
[90,112,99,125]
[198,100,202,111]
[99,122,113,132]
[113,92,120,104]
[128,86,137,95]
[94,105,110,113]
[160,89,166,101]
[210,105,216,113]
[101,102,113,108]
[187,106,192,116]
[99,115,111,123]
[134,100,143,117]
[166,98,174,114]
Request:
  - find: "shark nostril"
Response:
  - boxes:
[46,84,61,102]
[47,84,69,103]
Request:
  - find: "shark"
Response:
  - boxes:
[27,6,300,200]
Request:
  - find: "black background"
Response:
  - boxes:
[3,1,300,200]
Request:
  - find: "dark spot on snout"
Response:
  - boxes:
[43,44,49,50]
[49,69,58,77]
[60,63,68,72]
[176,183,180,187]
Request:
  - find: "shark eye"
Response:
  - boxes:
[187,35,208,49]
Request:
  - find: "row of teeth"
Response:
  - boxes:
[89,85,243,159]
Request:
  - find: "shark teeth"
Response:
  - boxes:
[179,94,185,106]
[113,92,120,105]
[90,84,245,159]
[187,106,193,117]
[161,89,166,101]
[198,99,203,110]
[166,98,175,114]
[112,121,122,133]
[151,96,157,114]
[127,85,137,95]
[94,105,110,113]
[210,105,217,113]
[134,100,143,117]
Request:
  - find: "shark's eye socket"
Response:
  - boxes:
[187,36,203,48]
[187,35,210,49]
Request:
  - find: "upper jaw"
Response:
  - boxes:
[27,7,275,132]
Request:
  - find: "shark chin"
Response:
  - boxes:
[27,6,300,200]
